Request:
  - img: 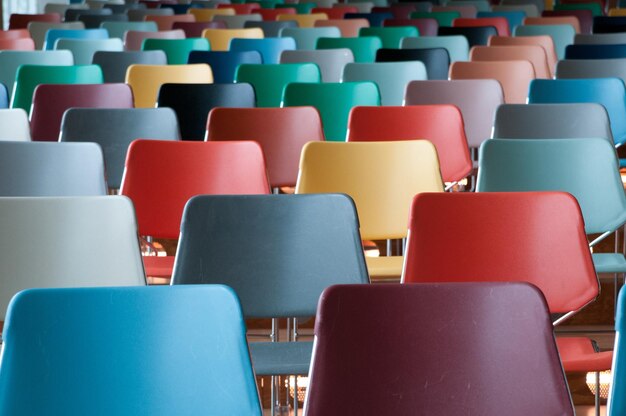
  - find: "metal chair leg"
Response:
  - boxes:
[596,371,601,416]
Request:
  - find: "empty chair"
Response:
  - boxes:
[514,24,575,60]
[127,8,174,22]
[438,26,498,47]
[450,60,535,104]
[470,45,551,78]
[44,28,108,51]
[376,48,450,80]
[0,109,30,141]
[0,50,74,97]
[281,49,354,82]
[188,50,262,83]
[433,5,477,19]
[45,3,88,16]
[593,16,626,33]
[345,12,393,27]
[202,28,264,51]
[543,9,593,34]
[277,14,328,29]
[28,22,85,50]
[100,21,158,39]
[125,64,213,108]
[142,38,210,65]
[257,8,297,21]
[172,21,226,37]
[358,26,419,48]
[402,35,469,62]
[502,0,545,12]
[494,4,540,17]
[206,107,324,187]
[525,15,581,33]
[0,29,31,40]
[575,33,626,44]
[279,27,341,50]
[144,14,195,31]
[453,16,511,36]
[384,18,440,36]
[213,14,262,29]
[557,58,626,85]
[217,4,260,14]
[304,283,574,416]
[9,13,61,30]
[565,44,626,59]
[54,38,124,65]
[60,108,180,189]
[0,285,262,415]
[230,37,296,64]
[312,7,357,19]
[316,36,382,63]
[188,7,235,22]
[92,50,167,83]
[124,29,185,51]
[489,35,558,75]
[244,21,297,38]
[315,19,370,37]
[412,11,461,27]
[65,8,112,22]
[157,83,255,141]
[235,63,320,107]
[478,10,526,30]
[447,0,491,12]
[78,13,129,29]
[0,84,9,108]
[0,38,35,51]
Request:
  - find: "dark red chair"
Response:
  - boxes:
[8,13,61,30]
[257,8,296,20]
[453,16,510,36]
[30,84,133,142]
[383,18,439,36]
[372,5,415,19]
[346,105,472,184]
[171,21,226,37]
[305,282,574,415]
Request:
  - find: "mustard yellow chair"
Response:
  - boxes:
[125,64,213,108]
[277,13,328,28]
[201,28,264,51]
[189,8,235,22]
[609,8,626,16]
[295,140,444,281]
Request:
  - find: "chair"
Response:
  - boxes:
[125,64,213,108]
[0,109,30,141]
[100,21,158,39]
[502,0,545,12]
[543,9,593,34]
[120,140,270,278]
[235,63,320,107]
[45,3,88,16]
[565,44,626,59]
[514,24,575,59]
[453,16,511,36]
[438,26,498,47]
[575,33,626,44]
[314,19,370,37]
[11,64,103,113]
[345,12,393,27]
[433,5,478,18]
[279,27,341,50]
[65,8,112,22]
[142,38,210,65]
[60,108,180,189]
[188,7,235,22]
[172,21,226,37]
[0,29,30,40]
[202,28,264,51]
[0,141,106,196]
[304,283,574,416]
[92,50,167,83]
[608,288,626,415]
[144,14,195,31]
[127,8,174,22]
[412,11,461,26]
[28,22,85,50]
[0,38,34,51]
[358,26,418,48]
[9,13,61,30]
[44,28,109,51]
[384,18,440,36]
[591,16,626,33]
[347,105,472,183]
[557,59,626,85]
[256,8,297,21]
[206,107,324,188]
[244,21,297,38]
[124,29,185,51]
[555,3,601,19]
[494,4,540,17]
[312,7,358,19]
[375,47,450,80]
[78,13,129,29]
[296,140,444,279]
[401,35,469,62]
[342,62,427,105]
[316,36,382,62]
[525,15,581,33]
[447,0,491,12]
[213,14,262,29]
[470,45,551,78]
[0,50,73,97]
[230,37,296,64]
[280,49,354,82]
[277,14,328,29]
[489,34,557,76]
[189,50,262,83]
[54,38,124,65]
[217,3,260,14]
[449,60,535,104]
[0,285,262,415]
[478,10,526,30]
[157,83,255,141]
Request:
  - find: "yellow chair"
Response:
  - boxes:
[189,8,235,22]
[201,28,264,51]
[609,8,626,16]
[125,64,213,108]
[295,140,444,280]
[277,13,328,28]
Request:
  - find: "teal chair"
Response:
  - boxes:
[142,38,210,64]
[100,21,158,39]
[555,3,603,17]
[55,38,124,65]
[0,50,74,97]
[230,37,296,64]
[235,63,321,107]
[0,285,262,415]
[401,35,469,62]
[411,11,461,27]
[283,82,380,141]
[44,28,109,50]
[11,65,103,113]
[447,0,491,12]
[359,26,419,48]
[279,27,341,50]
[342,61,427,105]
[514,24,575,59]
[609,288,626,415]
[316,36,383,63]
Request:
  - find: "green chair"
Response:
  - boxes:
[55,38,124,65]
[401,35,470,62]
[279,27,341,50]
[514,24,575,59]
[316,36,382,63]
[235,63,320,107]
[11,65,103,113]
[359,26,419,48]
[555,3,603,17]
[283,82,380,141]
[0,50,74,97]
[411,11,461,27]
[100,21,158,39]
[142,38,210,64]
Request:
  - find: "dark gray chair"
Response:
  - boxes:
[127,8,174,22]
[244,20,297,37]
[575,33,626,44]
[0,142,106,196]
[91,50,167,83]
[59,108,180,189]
[65,8,112,22]
[556,58,626,85]
[79,13,128,29]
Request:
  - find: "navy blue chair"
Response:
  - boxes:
[346,12,394,27]
[593,16,626,33]
[565,44,626,59]
[188,50,262,83]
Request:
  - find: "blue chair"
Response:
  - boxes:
[188,50,262,83]
[229,37,296,64]
[477,10,526,30]
[0,285,262,415]
[345,12,394,27]
[0,83,8,109]
[565,44,626,59]
[609,287,626,415]
[44,28,109,50]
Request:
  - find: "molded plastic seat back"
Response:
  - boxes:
[28,22,85,50]
[401,35,469,62]
[0,51,74,98]
[384,18,439,36]
[316,36,382,62]
[608,288,626,415]
[92,50,167,83]
[142,38,210,65]
[557,58,626,86]
[565,43,626,59]
[514,24,575,59]
[172,21,226,37]
[375,47,450,79]
[54,38,124,65]
[470,45,551,78]
[9,13,61,30]
[124,29,185,51]
[201,28,264,51]
[244,21,297,38]
[78,13,129,29]
[230,37,296,64]
[100,21,158,39]
[144,14,196,31]
[44,28,108,50]
[280,49,354,82]
[438,25,497,46]
[279,27,341,50]
[489,34,557,75]
[0,109,30,141]
[189,50,262,83]
[575,32,626,44]
[453,16,511,36]
[358,26,419,48]
[314,19,370,37]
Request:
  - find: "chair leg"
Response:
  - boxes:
[595,371,601,416]
[293,376,298,416]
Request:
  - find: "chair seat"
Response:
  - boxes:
[556,336,613,372]
[365,255,404,280]
[249,341,313,375]
[592,252,626,273]
[143,255,174,277]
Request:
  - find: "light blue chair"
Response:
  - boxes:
[514,24,575,59]
[100,21,158,39]
[279,27,341,50]
[230,37,296,64]
[44,28,109,50]
[0,285,262,415]
[609,288,626,415]
[0,50,74,97]
[477,10,526,31]
[55,38,124,65]
[401,35,469,62]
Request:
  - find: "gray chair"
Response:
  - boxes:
[244,20,297,37]
[127,8,174,22]
[91,50,167,83]
[501,0,544,12]
[214,14,262,29]
[0,50,73,97]
[59,108,180,189]
[574,33,626,44]
[401,35,470,62]
[28,22,85,50]
[100,21,158,39]
[65,8,112,22]
[280,49,354,82]
[492,4,540,17]
[55,38,124,65]
[0,142,106,196]
[79,13,129,29]
[556,58,626,85]
[279,27,341,50]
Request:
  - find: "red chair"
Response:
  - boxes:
[206,107,324,188]
[120,140,270,278]
[0,38,34,50]
[9,13,61,30]
[0,29,31,39]
[347,105,472,184]
[256,8,296,21]
[172,21,226,37]
[453,17,510,36]
[30,84,134,142]
[311,7,358,19]
[217,3,261,14]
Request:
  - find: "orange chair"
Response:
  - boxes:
[144,14,195,31]
[347,105,472,184]
[454,17,510,36]
[524,16,581,33]
[0,29,30,40]
[206,107,324,188]
[489,35,557,76]
[315,19,370,37]
[449,60,535,104]
[0,38,34,50]
[120,140,270,278]
[470,45,550,78]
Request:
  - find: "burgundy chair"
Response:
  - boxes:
[543,9,593,34]
[8,13,61,30]
[30,84,134,142]
[304,283,574,415]
[171,21,226,37]
[383,18,439,36]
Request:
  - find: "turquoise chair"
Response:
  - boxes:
[235,63,321,107]
[609,288,626,415]
[0,285,262,415]
[44,28,109,50]
[55,38,124,65]
[477,11,526,31]
[0,50,74,97]
[142,38,210,64]
[342,61,427,105]
[401,35,469,62]
[279,27,341,50]
[514,24,575,59]
[447,0,491,12]
[282,82,380,141]
[359,26,419,48]
[316,36,383,63]
[100,21,158,39]
[230,37,296,64]
[411,11,461,27]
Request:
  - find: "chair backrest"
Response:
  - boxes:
[575,32,626,44]
[0,50,74,97]
[0,38,35,51]
[0,285,262,415]
[202,28,264,51]
[565,44,626,60]
[92,50,167,83]
[375,47,450,80]
[502,0,545,12]
[593,15,626,33]
[100,21,158,39]
[525,15,581,33]
[358,26,419,48]
[543,9,593,34]
[403,191,598,314]
[44,28,109,50]
[296,140,444,240]
[78,13,129,29]
[189,7,235,22]
[10,13,61,30]
[405,79,503,149]
[478,10,526,30]
[230,37,296,64]
[304,282,574,415]
[244,21,297,37]
[453,16,511,36]
[206,107,324,187]
[128,8,174,21]
[0,109,30,141]
[438,25,498,46]
[280,49,354,82]
[514,24,575,59]
[312,7,358,19]
[316,36,382,62]
[188,50,262,83]
[11,64,103,113]
[0,29,30,40]
[279,27,341,50]
[172,194,369,317]
[494,4,540,17]
[172,21,226,37]
[142,38,210,65]
[0,141,106,196]
[54,38,124,65]
[477,138,626,234]
[314,19,370,37]
[144,14,195,31]
[124,29,185,51]
[412,11,461,26]
[557,58,626,86]
[450,60,535,104]
[120,140,270,238]
[65,8,111,22]
[489,34,557,75]
[28,21,85,50]
[214,14,262,29]
[401,35,469,62]
[609,287,626,415]
[60,108,180,189]
[384,18,439,36]
[470,45,550,78]
[277,13,328,28]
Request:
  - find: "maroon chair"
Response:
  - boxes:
[304,283,574,416]
[8,13,61,30]
[30,84,134,142]
[543,9,593,34]
[383,18,438,36]
[171,21,225,37]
